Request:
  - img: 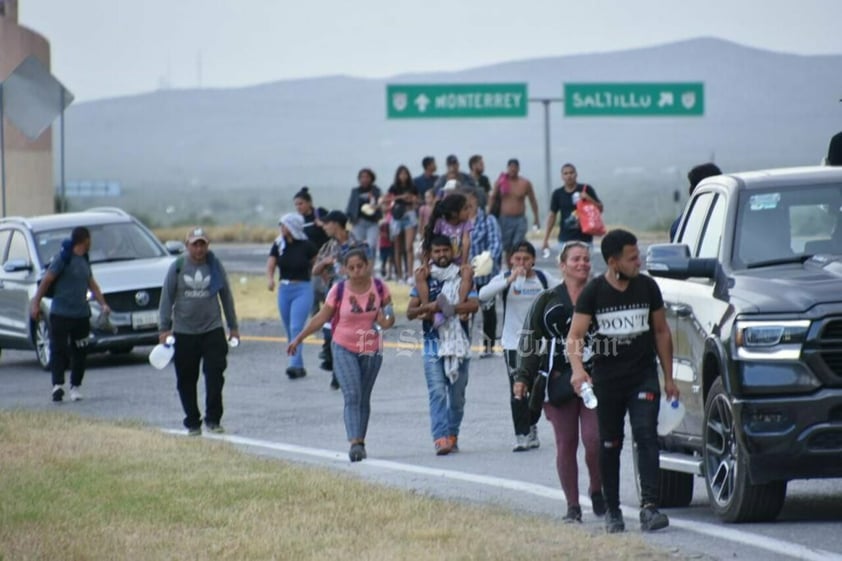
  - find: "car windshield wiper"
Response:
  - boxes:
[745,255,812,269]
[92,256,138,264]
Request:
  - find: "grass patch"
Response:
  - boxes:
[0,411,673,561]
[229,275,412,322]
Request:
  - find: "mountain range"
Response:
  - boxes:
[61,37,842,229]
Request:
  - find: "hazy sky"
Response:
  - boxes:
[18,0,842,102]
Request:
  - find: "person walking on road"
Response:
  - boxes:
[468,154,492,212]
[479,241,553,452]
[413,156,439,201]
[346,168,383,255]
[566,229,678,534]
[407,235,479,455]
[386,164,419,283]
[288,248,394,462]
[461,187,502,358]
[488,158,540,263]
[267,213,318,379]
[513,241,605,523]
[312,210,368,388]
[542,163,603,255]
[30,226,111,403]
[158,227,239,435]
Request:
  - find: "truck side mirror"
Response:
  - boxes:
[646,243,729,300]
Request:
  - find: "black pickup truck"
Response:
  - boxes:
[643,165,842,522]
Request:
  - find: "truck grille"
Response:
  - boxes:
[821,320,842,340]
[104,288,161,312]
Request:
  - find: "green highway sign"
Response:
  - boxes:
[387,83,528,119]
[564,82,704,117]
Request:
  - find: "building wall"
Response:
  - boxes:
[0,0,54,217]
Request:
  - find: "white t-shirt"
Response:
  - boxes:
[478,269,557,349]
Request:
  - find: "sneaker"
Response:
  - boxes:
[448,435,459,453]
[320,360,333,371]
[639,505,669,532]
[434,437,452,456]
[51,385,64,402]
[512,434,529,452]
[205,423,225,434]
[590,492,607,517]
[349,443,366,462]
[605,509,625,533]
[69,386,83,402]
[286,367,307,379]
[527,425,540,449]
[562,505,582,523]
[436,293,455,318]
[330,374,340,390]
[187,427,202,437]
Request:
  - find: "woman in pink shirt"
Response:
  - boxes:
[288,248,394,462]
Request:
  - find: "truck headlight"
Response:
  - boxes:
[734,320,810,360]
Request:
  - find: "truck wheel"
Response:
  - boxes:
[632,443,694,507]
[703,378,787,522]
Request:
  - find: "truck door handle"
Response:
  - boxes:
[670,304,692,317]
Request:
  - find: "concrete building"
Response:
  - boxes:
[0,0,54,216]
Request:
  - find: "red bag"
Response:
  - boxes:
[576,185,606,236]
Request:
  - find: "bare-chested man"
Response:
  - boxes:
[488,158,540,262]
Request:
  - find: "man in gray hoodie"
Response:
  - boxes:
[158,226,239,436]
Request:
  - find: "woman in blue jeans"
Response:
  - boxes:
[267,213,318,379]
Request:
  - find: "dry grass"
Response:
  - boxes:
[154,225,279,244]
[229,275,413,322]
[0,411,673,561]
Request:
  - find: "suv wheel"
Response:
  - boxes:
[703,378,787,522]
[632,442,694,507]
[34,317,51,371]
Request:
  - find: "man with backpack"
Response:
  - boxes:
[158,227,239,436]
[30,227,111,403]
[478,241,555,451]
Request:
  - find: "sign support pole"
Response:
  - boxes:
[0,84,6,218]
[529,97,563,208]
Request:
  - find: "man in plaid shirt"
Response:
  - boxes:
[461,188,503,357]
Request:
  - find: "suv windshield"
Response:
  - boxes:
[734,183,842,268]
[34,222,167,266]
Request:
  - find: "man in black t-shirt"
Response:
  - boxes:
[566,229,678,534]
[542,163,603,253]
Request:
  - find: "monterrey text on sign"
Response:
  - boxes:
[387,84,528,119]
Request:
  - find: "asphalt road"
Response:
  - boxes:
[2,317,841,560]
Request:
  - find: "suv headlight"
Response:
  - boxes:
[734,320,810,360]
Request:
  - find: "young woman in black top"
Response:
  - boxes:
[267,213,318,379]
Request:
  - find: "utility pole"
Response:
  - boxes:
[528,97,563,207]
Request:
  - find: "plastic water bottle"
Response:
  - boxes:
[513,273,526,292]
[148,336,175,370]
[580,381,598,409]
[657,397,686,436]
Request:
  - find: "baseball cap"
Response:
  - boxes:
[186,226,209,244]
[446,154,459,165]
[323,210,348,227]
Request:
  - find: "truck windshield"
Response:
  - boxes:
[734,183,842,268]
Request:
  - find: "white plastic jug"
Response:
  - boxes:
[148,336,175,370]
[657,397,686,436]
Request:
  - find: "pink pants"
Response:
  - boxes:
[543,398,602,507]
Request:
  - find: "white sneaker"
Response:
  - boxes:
[512,434,529,452]
[527,425,540,449]
[69,386,83,401]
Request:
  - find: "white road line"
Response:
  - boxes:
[163,429,842,561]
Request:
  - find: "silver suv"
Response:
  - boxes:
[0,208,180,369]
